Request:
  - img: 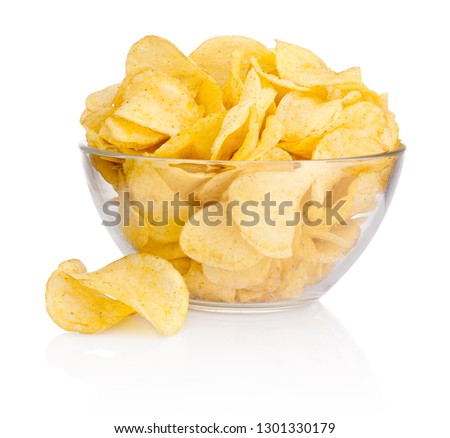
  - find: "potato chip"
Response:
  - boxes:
[308,223,361,264]
[231,105,259,160]
[228,169,316,258]
[276,92,342,141]
[202,257,271,289]
[99,116,168,150]
[85,84,119,112]
[190,36,275,87]
[250,57,309,93]
[338,172,383,219]
[275,40,363,87]
[62,254,189,335]
[169,257,191,275]
[211,69,276,159]
[154,165,213,199]
[154,112,225,159]
[114,69,202,136]
[263,147,293,161]
[180,202,265,270]
[46,260,135,334]
[313,128,386,159]
[184,261,236,302]
[223,50,244,108]
[126,35,204,93]
[194,167,242,202]
[248,115,285,160]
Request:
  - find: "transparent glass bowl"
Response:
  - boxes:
[80,144,405,312]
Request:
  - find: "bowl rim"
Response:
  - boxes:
[79,141,406,165]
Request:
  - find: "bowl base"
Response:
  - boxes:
[188,298,319,313]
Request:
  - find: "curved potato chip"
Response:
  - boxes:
[63,254,189,335]
[194,167,242,202]
[169,257,191,275]
[263,147,293,161]
[202,257,271,289]
[275,40,362,87]
[154,112,225,160]
[248,115,285,160]
[184,261,236,302]
[46,260,135,334]
[228,169,315,258]
[126,35,204,93]
[231,105,259,160]
[276,92,342,141]
[85,84,119,112]
[190,36,275,87]
[223,50,244,108]
[114,69,202,136]
[180,202,265,270]
[312,128,386,159]
[154,165,213,199]
[100,116,168,150]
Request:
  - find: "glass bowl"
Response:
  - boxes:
[80,144,405,312]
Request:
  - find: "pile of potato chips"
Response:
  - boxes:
[46,35,402,336]
[81,35,399,160]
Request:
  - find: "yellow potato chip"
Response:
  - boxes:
[65,254,188,335]
[169,257,191,275]
[276,92,342,141]
[184,261,236,302]
[211,69,276,159]
[125,35,204,93]
[114,69,202,136]
[90,155,123,188]
[339,172,383,219]
[231,105,259,160]
[154,165,213,199]
[154,112,225,160]
[202,257,271,289]
[275,40,363,87]
[250,57,309,93]
[228,169,316,258]
[263,147,293,161]
[223,50,244,108]
[190,36,275,87]
[312,128,386,159]
[194,167,242,202]
[99,116,168,150]
[85,84,119,112]
[248,115,285,160]
[46,260,135,334]
[179,202,265,270]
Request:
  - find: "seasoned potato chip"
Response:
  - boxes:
[231,105,260,160]
[100,116,168,150]
[223,50,244,108]
[85,84,119,112]
[184,261,236,302]
[114,69,202,136]
[154,112,225,160]
[248,115,285,160]
[58,254,189,335]
[180,202,265,270]
[46,260,135,334]
[154,165,213,199]
[263,147,293,161]
[190,36,275,87]
[228,169,316,258]
[275,40,363,87]
[126,35,204,94]
[313,128,386,159]
[169,257,191,275]
[202,257,271,289]
[276,92,342,141]
[194,167,241,202]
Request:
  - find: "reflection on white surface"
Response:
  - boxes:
[46,303,381,414]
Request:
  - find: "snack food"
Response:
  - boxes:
[48,35,403,334]
[46,254,189,335]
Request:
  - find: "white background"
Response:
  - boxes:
[1,0,449,436]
